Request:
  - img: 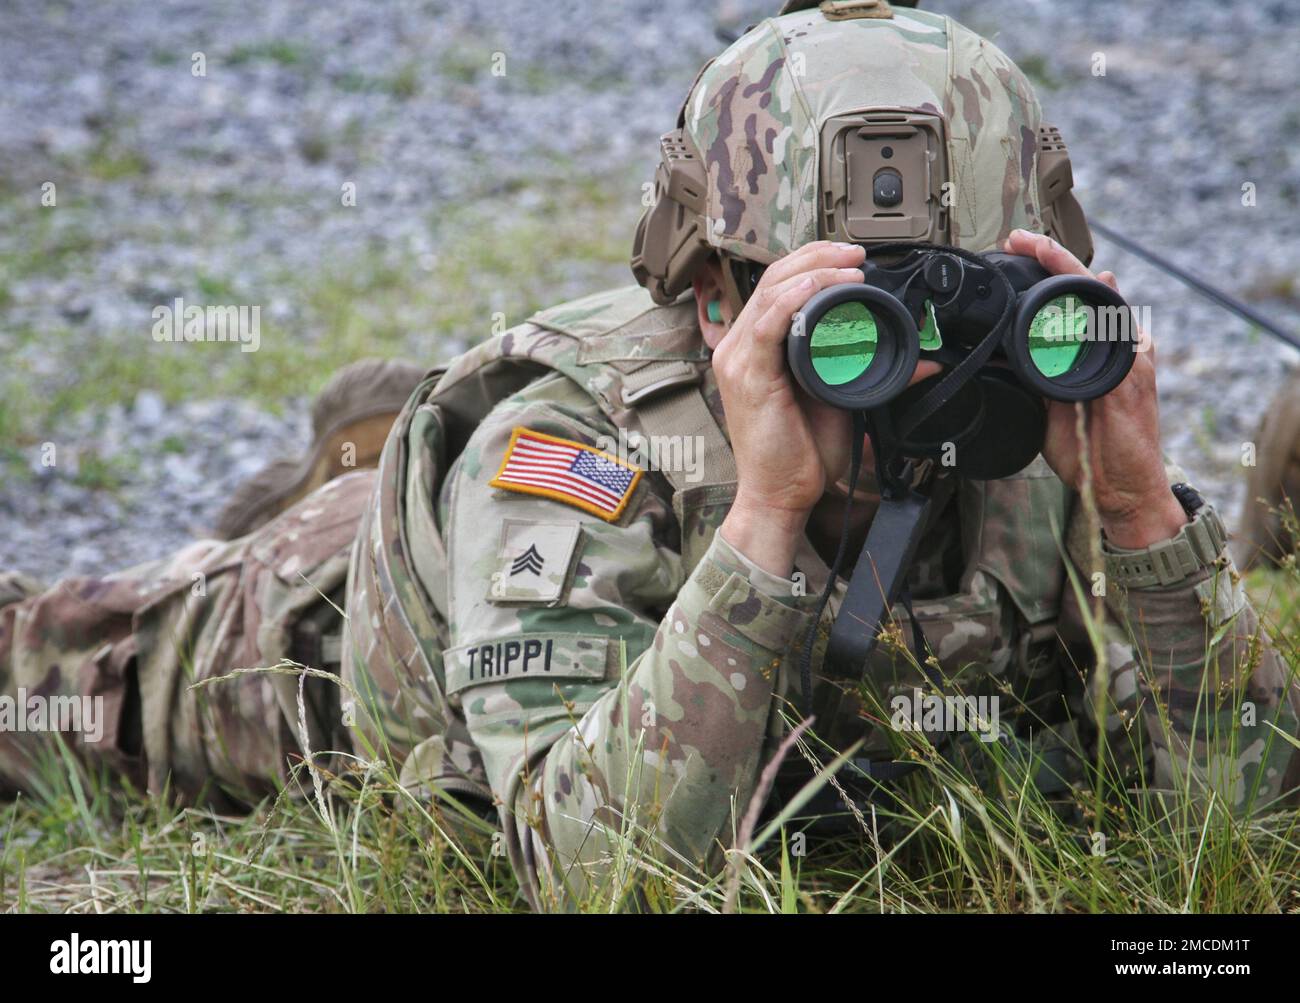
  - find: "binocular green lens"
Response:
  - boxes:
[1026,293,1088,378]
[809,302,879,385]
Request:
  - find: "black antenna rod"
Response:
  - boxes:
[1091,221,1300,353]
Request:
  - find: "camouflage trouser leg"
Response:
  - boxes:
[0,470,375,808]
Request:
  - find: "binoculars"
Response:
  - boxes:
[786,245,1138,479]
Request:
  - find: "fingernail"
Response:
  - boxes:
[838,268,862,276]
[834,242,859,250]
[799,276,815,289]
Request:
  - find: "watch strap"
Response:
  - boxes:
[1104,503,1228,589]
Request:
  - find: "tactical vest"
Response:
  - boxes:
[341,284,1073,802]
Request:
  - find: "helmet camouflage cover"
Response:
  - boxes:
[632,2,1090,303]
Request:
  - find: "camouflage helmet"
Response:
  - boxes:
[631,0,1092,306]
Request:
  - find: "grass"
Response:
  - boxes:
[4,521,1300,914]
[0,159,637,450]
[226,41,309,69]
[81,139,150,182]
[1,752,521,914]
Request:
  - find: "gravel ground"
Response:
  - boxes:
[1,0,1297,581]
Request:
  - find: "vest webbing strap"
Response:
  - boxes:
[626,361,738,491]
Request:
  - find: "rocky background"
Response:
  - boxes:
[1,0,1297,581]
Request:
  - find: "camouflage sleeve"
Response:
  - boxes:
[1063,463,1300,811]
[442,375,814,909]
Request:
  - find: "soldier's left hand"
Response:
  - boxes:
[1003,229,1186,548]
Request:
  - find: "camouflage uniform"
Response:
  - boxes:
[0,472,370,808]
[3,7,1298,912]
[339,283,1300,910]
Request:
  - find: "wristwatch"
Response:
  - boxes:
[1102,483,1229,589]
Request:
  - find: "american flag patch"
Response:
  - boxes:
[489,427,642,522]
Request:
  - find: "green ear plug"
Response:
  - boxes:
[706,300,723,324]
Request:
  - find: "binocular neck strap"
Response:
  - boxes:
[900,252,1015,442]
[796,410,954,718]
[798,411,866,719]
[824,474,953,682]
[857,242,1017,444]
[844,409,956,684]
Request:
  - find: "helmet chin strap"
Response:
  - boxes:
[718,251,770,321]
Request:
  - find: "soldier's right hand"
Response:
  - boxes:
[709,241,869,576]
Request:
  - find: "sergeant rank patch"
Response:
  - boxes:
[489,519,582,605]
[490,426,642,521]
